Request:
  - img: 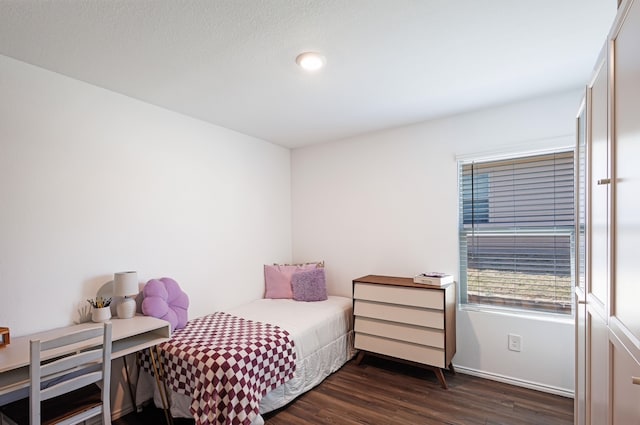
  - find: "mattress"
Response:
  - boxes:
[142,295,354,424]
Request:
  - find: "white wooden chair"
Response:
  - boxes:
[0,322,112,425]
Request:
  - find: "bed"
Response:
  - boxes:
[137,295,354,425]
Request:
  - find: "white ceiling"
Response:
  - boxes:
[0,1,616,148]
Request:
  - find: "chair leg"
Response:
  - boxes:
[103,406,112,425]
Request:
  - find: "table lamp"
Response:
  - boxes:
[114,271,139,319]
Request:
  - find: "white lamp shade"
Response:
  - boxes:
[114,271,138,297]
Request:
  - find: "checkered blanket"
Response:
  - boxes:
[140,312,296,425]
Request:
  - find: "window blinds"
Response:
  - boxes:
[459,150,575,314]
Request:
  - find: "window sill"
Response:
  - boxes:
[459,304,574,324]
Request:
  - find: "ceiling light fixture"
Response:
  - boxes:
[296,52,326,72]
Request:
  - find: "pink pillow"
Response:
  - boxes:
[264,263,317,299]
[141,277,189,331]
[292,268,327,302]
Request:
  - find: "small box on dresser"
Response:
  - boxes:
[352,275,456,389]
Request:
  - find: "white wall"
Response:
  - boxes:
[291,89,582,395]
[0,48,581,404]
[0,54,292,338]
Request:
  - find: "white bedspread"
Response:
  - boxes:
[140,296,354,424]
[226,296,352,360]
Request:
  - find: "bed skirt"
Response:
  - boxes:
[136,296,355,424]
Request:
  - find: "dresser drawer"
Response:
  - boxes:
[354,300,443,329]
[354,316,444,348]
[354,282,443,309]
[355,333,445,368]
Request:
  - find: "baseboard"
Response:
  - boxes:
[453,365,574,399]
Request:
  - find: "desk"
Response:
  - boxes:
[0,316,171,401]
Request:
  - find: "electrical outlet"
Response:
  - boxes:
[508,334,522,352]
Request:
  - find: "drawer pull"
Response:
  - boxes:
[633,376,640,385]
[597,178,611,185]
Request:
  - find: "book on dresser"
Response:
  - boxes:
[413,272,453,286]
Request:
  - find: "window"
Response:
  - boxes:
[458,150,575,315]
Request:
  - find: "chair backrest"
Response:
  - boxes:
[29,322,112,425]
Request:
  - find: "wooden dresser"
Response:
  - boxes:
[352,275,456,388]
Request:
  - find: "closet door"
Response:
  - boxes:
[574,96,587,425]
[610,0,640,421]
[575,293,587,425]
[588,308,610,425]
[586,49,610,425]
[612,0,640,361]
[610,331,640,424]
[588,53,609,312]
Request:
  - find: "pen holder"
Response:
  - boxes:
[91,307,112,323]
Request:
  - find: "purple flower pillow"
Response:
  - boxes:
[141,277,189,331]
[291,268,327,302]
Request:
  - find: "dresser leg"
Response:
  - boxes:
[355,351,366,365]
[448,362,456,375]
[434,368,448,389]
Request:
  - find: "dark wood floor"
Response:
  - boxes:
[115,357,573,425]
